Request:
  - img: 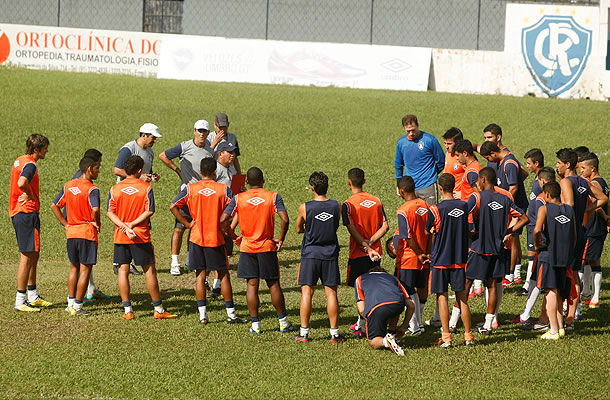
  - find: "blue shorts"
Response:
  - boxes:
[237,251,279,280]
[584,236,605,262]
[298,258,340,287]
[188,243,228,271]
[114,243,155,266]
[526,225,535,252]
[346,256,380,287]
[430,267,465,294]
[365,301,405,340]
[174,205,193,230]
[466,251,507,281]
[394,268,426,294]
[67,238,97,265]
[12,212,40,253]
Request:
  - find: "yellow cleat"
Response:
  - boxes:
[29,297,53,307]
[14,304,41,312]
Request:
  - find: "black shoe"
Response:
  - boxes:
[516,287,528,297]
[330,334,346,343]
[227,316,246,324]
[129,264,143,275]
[477,326,492,335]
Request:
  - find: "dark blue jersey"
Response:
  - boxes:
[468,190,524,255]
[544,203,576,268]
[496,154,528,212]
[426,199,469,267]
[355,272,409,318]
[301,199,340,260]
[567,176,590,239]
[585,177,609,238]
[527,179,542,227]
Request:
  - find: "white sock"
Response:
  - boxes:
[124,305,133,314]
[580,265,592,297]
[226,307,236,319]
[27,288,39,303]
[300,326,310,337]
[88,270,96,293]
[504,273,513,282]
[67,296,75,308]
[278,316,289,327]
[171,254,180,266]
[449,306,461,328]
[198,305,207,321]
[419,300,427,325]
[474,280,482,290]
[213,279,221,290]
[357,315,365,330]
[330,327,339,337]
[15,291,26,307]
[591,271,602,303]
[154,304,165,314]
[73,301,83,311]
[483,313,495,330]
[252,321,261,331]
[521,284,540,321]
[525,260,534,283]
[514,264,522,280]
[409,293,421,332]
[576,302,582,317]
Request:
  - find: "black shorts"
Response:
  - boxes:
[188,243,228,271]
[466,251,507,281]
[114,243,156,266]
[346,256,380,287]
[298,258,340,287]
[526,225,535,253]
[12,212,40,253]
[571,237,586,271]
[365,302,405,340]
[584,236,605,262]
[174,205,193,230]
[237,251,279,280]
[67,238,97,265]
[430,267,466,294]
[536,263,567,293]
[395,268,427,294]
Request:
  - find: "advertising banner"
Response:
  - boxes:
[158,35,431,91]
[0,24,162,77]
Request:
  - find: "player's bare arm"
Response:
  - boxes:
[92,206,101,232]
[159,151,182,180]
[274,210,289,251]
[295,203,306,233]
[367,220,389,246]
[124,210,154,230]
[170,204,192,230]
[395,298,415,338]
[106,211,136,238]
[585,180,608,213]
[50,202,68,228]
[560,178,574,206]
[113,167,128,180]
[533,205,547,252]
[346,223,370,252]
[221,213,239,241]
[17,176,34,204]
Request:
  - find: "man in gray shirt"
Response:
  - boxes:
[159,120,214,276]
[215,141,237,186]
[209,113,241,175]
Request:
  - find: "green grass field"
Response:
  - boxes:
[1,66,609,399]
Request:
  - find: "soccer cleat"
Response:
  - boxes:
[385,334,404,356]
[249,327,262,334]
[465,340,476,346]
[588,301,600,308]
[514,277,522,284]
[169,265,181,276]
[65,306,71,313]
[86,289,111,300]
[330,334,346,343]
[14,304,41,312]
[407,328,423,336]
[29,297,52,307]
[424,319,442,327]
[582,298,591,306]
[439,341,452,348]
[200,318,208,325]
[473,287,483,296]
[349,328,365,338]
[532,321,550,330]
[279,322,297,333]
[129,264,143,275]
[468,292,476,299]
[540,331,560,340]
[294,334,310,343]
[154,310,178,319]
[227,316,246,324]
[491,320,499,329]
[477,326,492,335]
[516,287,528,297]
[558,328,565,337]
[502,278,513,288]
[564,323,574,331]
[349,322,359,331]
[69,307,91,316]
[123,312,133,320]
[508,315,530,324]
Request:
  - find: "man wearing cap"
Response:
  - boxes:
[209,113,242,175]
[215,141,237,187]
[159,120,215,276]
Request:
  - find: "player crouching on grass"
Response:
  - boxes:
[50,157,101,316]
[170,157,244,325]
[425,174,474,347]
[533,182,576,340]
[106,155,177,320]
[355,265,415,356]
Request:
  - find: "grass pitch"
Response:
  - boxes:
[1,67,609,399]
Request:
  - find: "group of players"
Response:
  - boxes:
[8,114,609,356]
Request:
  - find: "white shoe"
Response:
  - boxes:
[385,333,404,356]
[170,264,181,276]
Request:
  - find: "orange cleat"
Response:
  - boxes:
[123,312,133,320]
[154,310,178,319]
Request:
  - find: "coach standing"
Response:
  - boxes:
[395,114,445,204]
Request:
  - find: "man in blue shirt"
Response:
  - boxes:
[395,114,445,205]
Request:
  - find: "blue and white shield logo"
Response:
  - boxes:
[521,15,592,97]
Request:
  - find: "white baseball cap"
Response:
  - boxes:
[194,120,210,131]
[140,123,162,138]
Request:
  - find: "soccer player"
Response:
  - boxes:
[50,157,101,316]
[556,148,607,326]
[395,114,445,204]
[106,155,177,320]
[518,148,545,297]
[426,174,474,347]
[170,157,243,324]
[533,182,576,340]
[159,120,214,276]
[355,266,415,356]
[220,167,295,334]
[10,133,51,312]
[479,141,528,287]
[442,127,465,199]
[579,152,609,309]
[293,172,345,343]
[394,176,431,335]
[342,167,389,337]
[465,167,528,333]
[510,167,556,327]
